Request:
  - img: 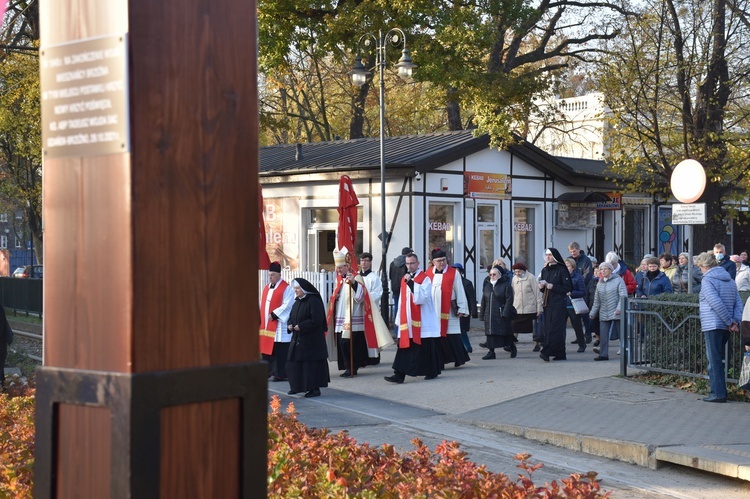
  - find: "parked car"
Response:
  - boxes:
[12,265,43,279]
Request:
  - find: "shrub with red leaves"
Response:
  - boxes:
[0,379,35,498]
[267,395,610,498]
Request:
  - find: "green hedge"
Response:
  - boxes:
[634,293,747,381]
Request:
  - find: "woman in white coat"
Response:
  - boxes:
[511,263,542,350]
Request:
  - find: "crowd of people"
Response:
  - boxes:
[259,241,750,402]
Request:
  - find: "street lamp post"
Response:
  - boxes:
[349,29,416,324]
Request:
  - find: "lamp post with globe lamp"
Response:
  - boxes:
[348,29,416,323]
[671,159,707,293]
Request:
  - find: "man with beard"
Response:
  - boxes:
[539,248,573,361]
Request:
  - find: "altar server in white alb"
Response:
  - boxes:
[358,252,383,308]
[259,261,295,381]
[426,248,470,367]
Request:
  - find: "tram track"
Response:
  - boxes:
[9,328,43,362]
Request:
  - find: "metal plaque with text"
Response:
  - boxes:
[41,34,129,158]
[672,203,706,225]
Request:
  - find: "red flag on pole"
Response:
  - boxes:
[258,184,271,269]
[336,175,359,270]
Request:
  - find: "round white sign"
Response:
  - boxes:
[671,159,706,204]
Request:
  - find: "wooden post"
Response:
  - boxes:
[35,1,264,497]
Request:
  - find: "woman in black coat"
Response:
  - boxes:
[480,265,516,359]
[286,278,330,398]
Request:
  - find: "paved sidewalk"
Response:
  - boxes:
[454,376,750,480]
[319,318,750,481]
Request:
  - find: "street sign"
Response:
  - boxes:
[672,203,706,225]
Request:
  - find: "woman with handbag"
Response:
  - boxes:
[480,265,516,359]
[565,258,588,353]
[589,262,627,361]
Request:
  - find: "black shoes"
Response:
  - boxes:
[271,376,287,382]
[570,340,579,345]
[577,345,586,353]
[424,375,438,380]
[482,351,496,360]
[532,343,541,352]
[539,352,550,362]
[594,356,609,361]
[702,397,727,403]
[479,342,488,348]
[340,370,357,377]
[287,390,299,395]
[304,388,321,398]
[594,339,600,347]
[553,356,567,361]
[585,336,592,344]
[384,374,404,384]
[510,344,517,358]
[593,347,600,354]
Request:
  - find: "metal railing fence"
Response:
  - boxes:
[621,295,743,383]
[0,276,43,317]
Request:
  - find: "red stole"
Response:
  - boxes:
[426,266,457,337]
[259,280,288,355]
[399,271,428,347]
[326,275,379,348]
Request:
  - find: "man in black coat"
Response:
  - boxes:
[539,247,573,361]
[714,243,737,279]
[568,241,593,286]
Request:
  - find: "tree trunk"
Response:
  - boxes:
[349,83,369,139]
[692,180,730,254]
[28,205,43,264]
[446,87,463,131]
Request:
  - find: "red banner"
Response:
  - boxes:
[337,176,359,269]
[258,184,271,269]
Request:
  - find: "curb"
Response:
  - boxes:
[460,419,656,469]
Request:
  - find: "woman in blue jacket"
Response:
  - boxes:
[695,252,743,402]
[636,257,672,297]
[565,258,587,352]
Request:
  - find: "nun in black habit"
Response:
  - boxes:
[539,247,573,361]
[286,278,330,398]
